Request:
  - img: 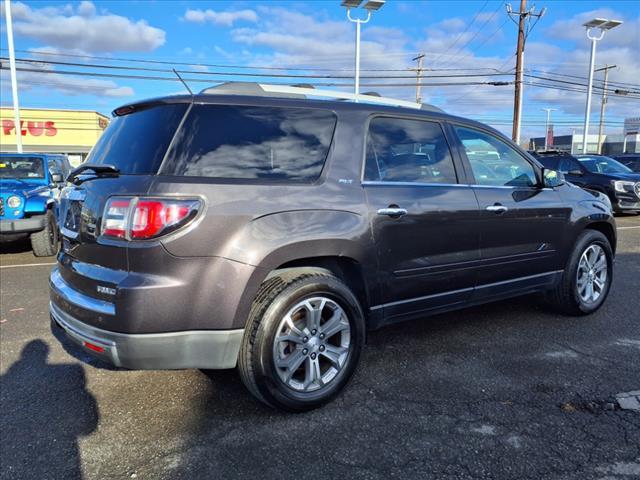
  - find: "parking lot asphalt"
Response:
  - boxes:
[1,216,639,480]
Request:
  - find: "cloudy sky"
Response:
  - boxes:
[1,0,638,141]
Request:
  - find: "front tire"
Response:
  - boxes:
[546,230,613,315]
[238,270,365,412]
[30,210,59,257]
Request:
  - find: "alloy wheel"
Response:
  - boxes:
[576,244,608,304]
[273,297,351,392]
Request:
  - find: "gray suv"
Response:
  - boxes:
[50,83,616,411]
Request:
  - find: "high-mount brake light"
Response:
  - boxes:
[101,197,200,240]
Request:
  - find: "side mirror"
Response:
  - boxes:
[568,169,583,176]
[51,173,64,184]
[542,169,565,188]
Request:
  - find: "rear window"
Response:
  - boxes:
[535,156,559,169]
[87,104,188,174]
[161,105,337,182]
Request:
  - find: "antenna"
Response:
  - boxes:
[172,68,193,96]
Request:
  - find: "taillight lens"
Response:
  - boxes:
[102,198,131,238]
[102,197,200,240]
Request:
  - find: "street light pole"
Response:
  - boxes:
[581,33,600,154]
[342,0,384,98]
[4,0,23,153]
[541,108,556,150]
[580,18,623,154]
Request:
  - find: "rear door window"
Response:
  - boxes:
[162,105,337,182]
[364,117,457,184]
[87,103,188,174]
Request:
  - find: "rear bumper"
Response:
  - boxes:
[50,302,243,370]
[0,215,45,233]
[49,270,244,370]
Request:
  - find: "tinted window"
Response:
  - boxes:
[364,117,456,183]
[87,104,188,174]
[163,105,336,181]
[48,159,62,176]
[558,157,582,174]
[454,126,537,187]
[534,156,558,170]
[578,156,632,174]
[0,156,45,179]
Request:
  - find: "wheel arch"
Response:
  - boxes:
[271,256,371,312]
[584,221,616,255]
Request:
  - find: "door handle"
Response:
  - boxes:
[377,207,407,218]
[486,204,508,214]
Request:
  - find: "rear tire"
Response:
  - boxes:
[546,230,613,316]
[238,270,365,412]
[30,210,59,257]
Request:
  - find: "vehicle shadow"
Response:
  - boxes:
[50,321,119,371]
[165,294,552,478]
[0,340,99,480]
[0,238,32,255]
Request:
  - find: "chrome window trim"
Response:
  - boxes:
[361,180,553,191]
[362,180,469,188]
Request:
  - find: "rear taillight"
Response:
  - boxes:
[102,197,201,240]
[102,199,131,238]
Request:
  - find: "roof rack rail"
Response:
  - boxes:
[199,82,444,112]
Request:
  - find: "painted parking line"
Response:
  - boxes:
[0,262,56,269]
[617,226,640,230]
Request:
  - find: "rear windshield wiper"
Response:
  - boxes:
[67,164,120,185]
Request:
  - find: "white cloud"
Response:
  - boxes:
[183,8,257,26]
[0,60,134,98]
[215,5,639,141]
[2,71,135,98]
[526,9,640,124]
[545,8,639,50]
[2,1,165,53]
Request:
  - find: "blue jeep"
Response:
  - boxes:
[0,153,70,256]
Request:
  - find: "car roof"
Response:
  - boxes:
[112,89,509,141]
[0,152,66,159]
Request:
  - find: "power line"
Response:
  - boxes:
[435,1,505,69]
[430,0,490,65]
[7,57,638,95]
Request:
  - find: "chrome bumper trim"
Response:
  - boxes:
[50,267,115,316]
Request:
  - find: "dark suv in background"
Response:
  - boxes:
[610,153,640,172]
[531,151,640,213]
[50,84,616,411]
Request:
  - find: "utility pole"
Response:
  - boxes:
[4,0,23,153]
[412,53,425,103]
[596,64,616,154]
[506,2,546,146]
[512,0,526,146]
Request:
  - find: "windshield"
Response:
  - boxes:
[578,156,632,174]
[0,156,45,179]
